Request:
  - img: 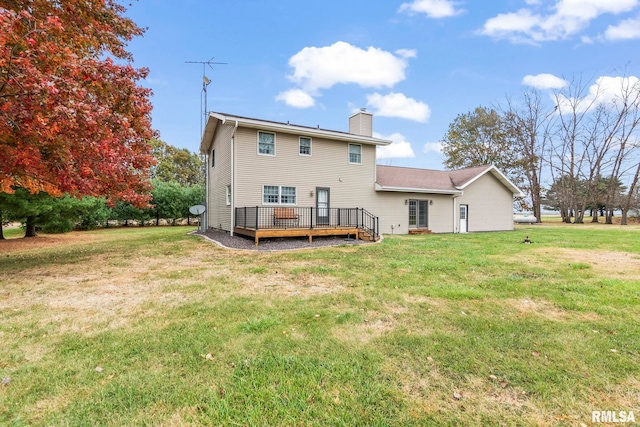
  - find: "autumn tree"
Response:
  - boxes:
[440,106,526,193]
[0,0,156,228]
[150,139,204,186]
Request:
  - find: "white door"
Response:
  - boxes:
[460,205,468,233]
[316,188,329,225]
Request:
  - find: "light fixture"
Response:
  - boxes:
[430,200,433,205]
[202,76,211,86]
[310,190,314,197]
[404,199,408,205]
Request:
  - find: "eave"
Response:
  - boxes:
[375,183,463,195]
[200,112,391,153]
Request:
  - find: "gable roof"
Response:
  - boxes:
[200,112,391,153]
[375,165,523,196]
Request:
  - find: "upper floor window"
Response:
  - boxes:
[348,144,362,164]
[258,131,275,156]
[299,137,311,156]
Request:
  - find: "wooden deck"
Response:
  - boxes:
[234,226,363,246]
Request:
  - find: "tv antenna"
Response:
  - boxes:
[185,56,227,135]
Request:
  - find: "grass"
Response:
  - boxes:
[1,224,639,426]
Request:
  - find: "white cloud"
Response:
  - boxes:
[423,142,443,153]
[479,0,640,43]
[374,132,416,159]
[366,92,431,123]
[604,16,640,40]
[556,75,640,114]
[275,89,315,108]
[398,0,464,18]
[286,41,413,93]
[522,73,569,89]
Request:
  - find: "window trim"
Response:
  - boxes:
[257,130,276,157]
[348,143,362,165]
[225,185,231,206]
[299,136,312,156]
[262,185,297,206]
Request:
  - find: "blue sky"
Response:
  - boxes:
[125,0,640,170]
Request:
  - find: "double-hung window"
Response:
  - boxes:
[348,143,362,164]
[258,131,275,156]
[263,186,296,205]
[299,137,311,156]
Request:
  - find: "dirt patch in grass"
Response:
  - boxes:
[0,233,97,253]
[533,248,640,279]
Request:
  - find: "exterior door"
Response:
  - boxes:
[409,199,428,229]
[418,200,428,228]
[460,204,468,233]
[316,187,330,225]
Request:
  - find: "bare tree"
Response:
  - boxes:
[501,89,553,222]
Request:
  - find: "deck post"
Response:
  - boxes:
[337,208,341,226]
[255,206,259,230]
[310,207,313,229]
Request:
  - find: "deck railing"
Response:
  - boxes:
[235,206,378,240]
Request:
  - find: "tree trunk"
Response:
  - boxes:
[621,209,627,225]
[25,216,37,237]
[605,209,614,224]
[0,211,4,240]
[591,209,599,223]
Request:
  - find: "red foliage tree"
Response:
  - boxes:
[0,0,156,207]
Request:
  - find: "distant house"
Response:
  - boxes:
[199,110,522,244]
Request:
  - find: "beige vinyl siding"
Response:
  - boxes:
[207,123,234,231]
[457,173,514,232]
[371,192,454,234]
[233,127,378,211]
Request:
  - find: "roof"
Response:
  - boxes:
[200,112,391,153]
[375,164,523,196]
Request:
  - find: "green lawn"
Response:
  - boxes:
[1,224,639,426]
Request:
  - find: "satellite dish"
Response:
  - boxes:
[189,205,206,215]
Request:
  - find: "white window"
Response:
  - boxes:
[225,185,231,206]
[258,131,275,156]
[281,186,296,204]
[299,137,311,156]
[262,186,297,205]
[348,143,361,164]
[263,185,279,204]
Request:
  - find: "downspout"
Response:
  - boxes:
[204,152,209,231]
[230,120,239,236]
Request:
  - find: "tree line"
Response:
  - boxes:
[0,140,205,239]
[440,75,640,224]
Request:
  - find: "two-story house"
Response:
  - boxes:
[199,110,522,244]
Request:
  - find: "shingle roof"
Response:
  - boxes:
[376,164,521,195]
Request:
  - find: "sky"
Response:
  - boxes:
[124,0,640,171]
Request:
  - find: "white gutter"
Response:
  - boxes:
[375,183,463,195]
[230,120,238,236]
[209,112,391,146]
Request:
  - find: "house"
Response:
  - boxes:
[199,110,522,244]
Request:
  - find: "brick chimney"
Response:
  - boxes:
[349,108,373,137]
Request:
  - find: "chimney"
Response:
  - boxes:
[349,108,373,137]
